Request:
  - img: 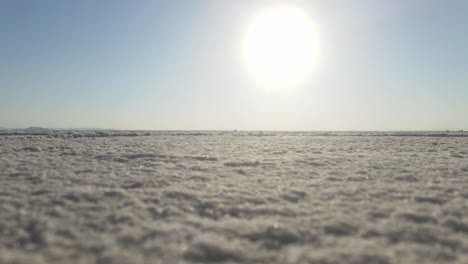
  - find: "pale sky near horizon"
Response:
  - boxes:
[1,0,467,130]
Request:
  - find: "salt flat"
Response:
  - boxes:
[0,131,467,264]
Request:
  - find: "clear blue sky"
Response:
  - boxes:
[1,0,467,130]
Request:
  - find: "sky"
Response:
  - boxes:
[1,0,467,130]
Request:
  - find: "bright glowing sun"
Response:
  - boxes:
[244,6,319,87]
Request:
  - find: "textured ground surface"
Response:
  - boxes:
[1,131,468,264]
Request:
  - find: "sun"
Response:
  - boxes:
[243,6,319,88]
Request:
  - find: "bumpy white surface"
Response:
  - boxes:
[1,131,467,264]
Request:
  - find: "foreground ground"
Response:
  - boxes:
[0,131,467,264]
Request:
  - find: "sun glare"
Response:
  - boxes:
[244,6,319,88]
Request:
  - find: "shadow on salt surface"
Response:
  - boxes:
[323,222,358,236]
[94,152,221,165]
[188,156,218,161]
[184,234,254,262]
[243,225,318,250]
[224,161,260,167]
